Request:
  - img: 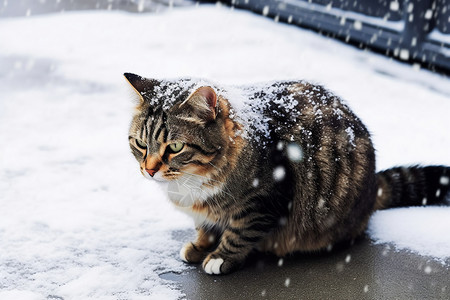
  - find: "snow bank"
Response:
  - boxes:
[369,207,450,262]
[0,4,449,298]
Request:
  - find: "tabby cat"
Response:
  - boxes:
[125,72,450,275]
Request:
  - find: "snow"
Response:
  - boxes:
[440,176,449,186]
[424,9,433,20]
[368,207,450,263]
[389,1,399,12]
[428,28,450,44]
[286,143,303,162]
[0,4,449,299]
[273,166,286,181]
[345,126,356,147]
[345,254,352,263]
[252,178,260,188]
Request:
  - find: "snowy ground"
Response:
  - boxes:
[0,4,449,299]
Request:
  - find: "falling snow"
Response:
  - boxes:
[353,20,362,30]
[336,262,345,272]
[345,254,352,263]
[277,141,285,151]
[279,217,288,226]
[435,189,441,198]
[278,258,284,267]
[399,49,410,61]
[424,9,433,20]
[287,143,303,162]
[284,278,291,287]
[377,188,383,197]
[273,166,286,181]
[389,1,399,11]
[252,178,260,188]
[317,197,326,209]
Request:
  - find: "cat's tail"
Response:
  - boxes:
[374,165,450,210]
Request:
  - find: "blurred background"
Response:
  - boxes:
[0,0,188,15]
[1,0,449,72]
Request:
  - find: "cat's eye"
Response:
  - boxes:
[168,142,184,153]
[135,139,147,149]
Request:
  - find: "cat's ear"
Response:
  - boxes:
[124,73,157,104]
[180,86,218,121]
[124,73,145,102]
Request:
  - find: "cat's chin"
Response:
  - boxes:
[165,174,206,207]
[166,189,198,207]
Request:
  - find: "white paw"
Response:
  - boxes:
[179,245,188,262]
[204,258,224,275]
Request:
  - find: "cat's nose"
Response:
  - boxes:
[146,169,157,177]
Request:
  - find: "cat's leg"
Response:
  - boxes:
[180,227,217,264]
[202,219,272,275]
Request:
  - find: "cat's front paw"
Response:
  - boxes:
[180,242,207,264]
[202,253,243,275]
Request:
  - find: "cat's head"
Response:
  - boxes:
[125,73,243,204]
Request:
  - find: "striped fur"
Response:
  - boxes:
[125,73,450,275]
[375,166,450,209]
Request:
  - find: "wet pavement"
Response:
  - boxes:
[164,230,449,300]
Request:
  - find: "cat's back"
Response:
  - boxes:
[228,80,368,147]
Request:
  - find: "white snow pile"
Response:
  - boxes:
[368,207,450,263]
[0,4,449,299]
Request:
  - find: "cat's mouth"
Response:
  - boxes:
[150,172,167,182]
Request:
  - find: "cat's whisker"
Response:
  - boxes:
[208,161,222,172]
[178,170,222,185]
[166,171,182,176]
[176,172,222,195]
[165,173,181,179]
[204,162,238,197]
[176,170,228,192]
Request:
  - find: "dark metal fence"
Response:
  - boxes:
[222,0,450,72]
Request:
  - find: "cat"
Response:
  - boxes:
[124,72,450,275]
